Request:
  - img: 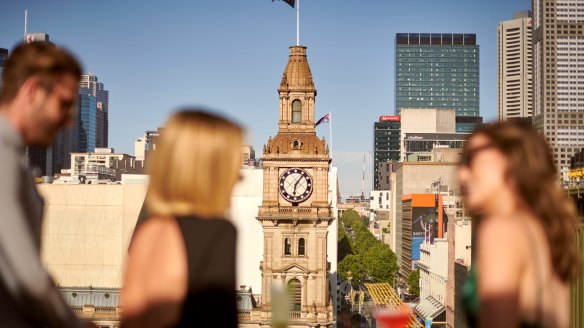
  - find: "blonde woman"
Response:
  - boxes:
[122,110,243,328]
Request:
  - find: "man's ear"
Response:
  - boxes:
[18,77,41,105]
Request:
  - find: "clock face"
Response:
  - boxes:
[279,168,313,203]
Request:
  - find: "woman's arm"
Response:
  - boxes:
[476,217,523,328]
[122,217,188,328]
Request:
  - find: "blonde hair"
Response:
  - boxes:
[146,110,243,219]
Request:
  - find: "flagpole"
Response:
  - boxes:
[296,0,300,46]
[329,111,333,165]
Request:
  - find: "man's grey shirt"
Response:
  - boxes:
[0,116,81,327]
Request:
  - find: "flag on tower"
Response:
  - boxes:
[315,113,330,127]
[272,0,295,8]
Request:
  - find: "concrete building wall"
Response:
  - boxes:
[39,167,338,297]
[39,184,147,288]
[400,108,457,161]
[395,162,459,277]
[390,172,398,252]
[419,239,448,304]
[497,12,533,121]
[533,0,584,180]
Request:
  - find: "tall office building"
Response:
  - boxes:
[373,115,401,190]
[532,0,584,179]
[395,33,481,132]
[24,33,55,176]
[498,12,534,121]
[0,48,8,99]
[80,73,109,148]
[76,93,97,153]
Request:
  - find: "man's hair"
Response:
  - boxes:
[1,42,82,103]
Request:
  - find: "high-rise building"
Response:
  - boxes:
[134,129,161,162]
[497,12,534,121]
[395,33,481,132]
[0,48,8,99]
[24,32,55,176]
[373,115,401,190]
[76,94,97,153]
[533,0,584,180]
[80,73,109,148]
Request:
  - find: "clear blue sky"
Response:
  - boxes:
[0,0,530,197]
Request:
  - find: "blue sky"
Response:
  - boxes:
[0,0,530,197]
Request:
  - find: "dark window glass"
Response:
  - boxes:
[292,100,302,123]
[409,33,420,45]
[420,34,430,45]
[298,238,305,256]
[453,34,464,45]
[396,33,409,44]
[431,34,441,45]
[463,34,476,45]
[284,238,291,255]
[442,34,453,45]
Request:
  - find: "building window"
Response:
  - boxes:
[291,139,301,150]
[288,279,302,311]
[285,238,292,255]
[298,238,305,256]
[292,100,302,123]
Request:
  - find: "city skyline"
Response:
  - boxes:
[0,0,531,197]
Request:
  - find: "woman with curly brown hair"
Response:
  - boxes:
[459,121,580,328]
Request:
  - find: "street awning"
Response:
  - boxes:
[414,296,445,320]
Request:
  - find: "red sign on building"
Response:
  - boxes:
[379,115,400,122]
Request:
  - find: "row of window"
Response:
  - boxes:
[284,237,306,256]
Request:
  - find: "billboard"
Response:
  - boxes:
[379,115,400,122]
[411,206,436,263]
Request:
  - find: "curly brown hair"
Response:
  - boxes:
[468,120,580,282]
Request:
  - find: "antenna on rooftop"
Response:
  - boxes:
[361,153,365,201]
[24,9,28,36]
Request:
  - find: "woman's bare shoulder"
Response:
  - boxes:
[128,216,188,286]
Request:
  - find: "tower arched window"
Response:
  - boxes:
[298,238,305,256]
[292,100,302,123]
[288,279,302,311]
[284,238,292,255]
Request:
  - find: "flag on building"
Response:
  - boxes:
[315,113,330,127]
[272,0,295,8]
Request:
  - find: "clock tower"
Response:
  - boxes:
[255,46,334,327]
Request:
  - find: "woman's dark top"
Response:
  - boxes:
[462,219,544,328]
[173,216,238,327]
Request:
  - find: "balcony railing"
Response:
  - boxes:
[289,311,301,319]
[259,206,332,218]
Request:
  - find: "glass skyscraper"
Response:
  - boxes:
[373,116,401,190]
[76,93,97,153]
[80,73,109,148]
[395,33,480,132]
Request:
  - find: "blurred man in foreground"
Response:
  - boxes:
[0,42,84,327]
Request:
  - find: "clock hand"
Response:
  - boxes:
[293,178,301,195]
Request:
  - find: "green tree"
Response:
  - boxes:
[353,228,377,254]
[341,209,361,229]
[338,254,366,284]
[407,268,420,297]
[361,215,370,227]
[362,244,398,284]
[338,235,353,262]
